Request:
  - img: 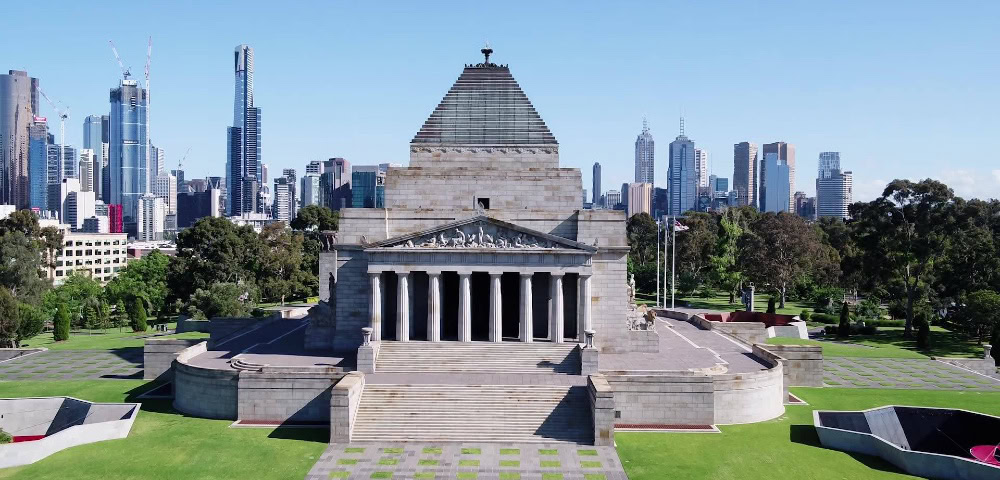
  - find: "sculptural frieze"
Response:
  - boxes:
[390,222,562,250]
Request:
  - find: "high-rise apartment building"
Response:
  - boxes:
[109,79,149,231]
[150,144,164,177]
[281,168,297,217]
[761,151,791,213]
[733,142,758,208]
[321,157,351,210]
[79,149,95,192]
[694,148,709,191]
[136,194,165,241]
[592,162,601,206]
[816,152,853,219]
[0,70,37,208]
[227,45,262,216]
[605,190,622,209]
[153,173,177,215]
[28,117,48,210]
[305,160,322,174]
[634,120,654,184]
[627,182,652,218]
[667,121,696,216]
[46,144,77,215]
[272,177,294,222]
[794,191,817,220]
[760,142,795,212]
[83,115,109,201]
[300,173,321,208]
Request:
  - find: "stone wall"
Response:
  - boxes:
[712,363,786,425]
[603,373,715,426]
[208,314,280,348]
[385,166,583,212]
[143,338,204,380]
[175,315,210,334]
[328,247,368,352]
[588,375,615,446]
[591,249,630,353]
[172,342,239,420]
[330,372,365,443]
[237,369,345,423]
[757,343,824,387]
[686,313,767,345]
[407,148,560,169]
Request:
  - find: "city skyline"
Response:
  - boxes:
[2,2,999,203]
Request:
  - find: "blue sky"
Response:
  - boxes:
[3,1,998,201]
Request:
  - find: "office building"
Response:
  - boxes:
[760,142,795,212]
[794,191,817,220]
[667,120,696,216]
[300,173,321,208]
[816,152,853,219]
[281,168,296,216]
[153,173,178,215]
[0,70,37,208]
[592,162,601,206]
[150,144,164,176]
[695,148,709,191]
[761,151,791,213]
[46,145,77,216]
[177,189,222,229]
[321,157,351,210]
[627,182,652,218]
[272,177,295,223]
[136,194,165,241]
[605,189,622,209]
[82,215,110,234]
[634,120,654,184]
[109,79,149,232]
[227,45,262,216]
[652,187,668,220]
[79,149,95,192]
[48,226,127,285]
[305,160,321,174]
[261,164,268,184]
[733,142,757,208]
[83,115,109,200]
[107,204,123,233]
[65,190,96,230]
[351,165,386,208]
[28,117,48,210]
[708,174,729,195]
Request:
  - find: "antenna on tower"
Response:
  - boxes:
[679,116,685,136]
[642,116,648,133]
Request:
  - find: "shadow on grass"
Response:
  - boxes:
[789,424,906,475]
[268,426,329,443]
[827,329,983,359]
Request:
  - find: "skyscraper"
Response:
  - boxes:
[694,148,709,191]
[1,70,37,208]
[300,173,320,208]
[592,162,601,206]
[305,160,321,174]
[761,151,791,213]
[351,165,385,208]
[153,173,177,215]
[150,144,164,177]
[28,117,48,210]
[627,182,652,218]
[321,157,351,210]
[83,115,109,201]
[667,119,696,216]
[634,119,654,184]
[46,144,76,215]
[272,177,294,222]
[733,141,758,208]
[79,149,95,192]
[109,79,149,230]
[136,193,165,241]
[227,45,262,216]
[816,152,853,219]
[760,142,795,212]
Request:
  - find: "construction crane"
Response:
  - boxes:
[145,37,152,183]
[178,147,191,171]
[108,40,132,80]
[36,87,69,180]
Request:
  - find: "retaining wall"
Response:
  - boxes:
[712,363,786,424]
[758,343,823,387]
[330,373,365,443]
[172,342,239,420]
[683,312,767,345]
[238,369,345,423]
[175,316,210,333]
[208,314,280,348]
[588,375,615,446]
[143,339,205,380]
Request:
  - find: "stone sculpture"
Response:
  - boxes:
[389,222,562,250]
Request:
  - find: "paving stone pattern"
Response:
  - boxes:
[306,443,626,480]
[0,349,142,381]
[823,357,1000,391]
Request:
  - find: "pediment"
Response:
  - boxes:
[367,216,596,253]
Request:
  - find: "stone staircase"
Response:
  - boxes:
[352,384,593,443]
[375,341,580,375]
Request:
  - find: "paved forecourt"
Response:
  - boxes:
[0,349,142,381]
[823,356,1000,390]
[307,443,625,480]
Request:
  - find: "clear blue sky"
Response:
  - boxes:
[3,1,998,201]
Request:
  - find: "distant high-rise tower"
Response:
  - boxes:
[634,119,654,184]
[816,152,853,219]
[760,142,795,212]
[1,70,38,208]
[109,79,149,230]
[592,162,602,206]
[761,151,791,213]
[150,144,164,177]
[28,117,48,210]
[83,115,109,201]
[694,148,709,191]
[733,142,758,208]
[667,118,696,216]
[227,44,262,215]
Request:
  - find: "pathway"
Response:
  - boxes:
[0,349,142,381]
[823,357,1000,390]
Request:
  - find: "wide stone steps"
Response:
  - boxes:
[352,384,593,444]
[375,342,581,374]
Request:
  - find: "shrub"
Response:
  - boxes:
[838,302,851,337]
[887,300,907,320]
[0,428,11,444]
[186,282,258,320]
[825,324,878,336]
[0,288,18,347]
[799,309,812,322]
[812,312,839,324]
[855,298,884,320]
[991,327,999,363]
[766,297,776,314]
[915,310,931,350]
[53,307,70,341]
[811,287,845,313]
[16,303,46,344]
[129,297,148,332]
[864,318,905,328]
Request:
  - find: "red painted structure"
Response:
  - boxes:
[108,204,123,233]
[12,435,45,443]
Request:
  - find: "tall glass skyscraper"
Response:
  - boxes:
[82,115,109,201]
[351,165,385,208]
[816,151,852,219]
[667,120,696,216]
[592,162,601,206]
[28,118,48,210]
[733,141,758,208]
[109,79,149,227]
[1,70,38,208]
[227,44,262,215]
[760,142,795,212]
[634,119,654,184]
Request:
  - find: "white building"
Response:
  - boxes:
[0,204,15,219]
[153,173,178,215]
[65,190,96,230]
[694,148,709,191]
[273,177,295,223]
[227,212,275,233]
[136,194,165,241]
[626,182,652,218]
[82,215,110,233]
[48,226,127,285]
[605,189,622,209]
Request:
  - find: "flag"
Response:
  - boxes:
[673,220,689,232]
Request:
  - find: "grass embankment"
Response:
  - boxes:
[768,326,984,359]
[0,381,326,480]
[18,323,207,351]
[618,387,1000,480]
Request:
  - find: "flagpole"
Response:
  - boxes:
[656,220,660,308]
[671,215,676,309]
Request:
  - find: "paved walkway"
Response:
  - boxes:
[0,349,142,381]
[306,443,626,480]
[824,357,1000,390]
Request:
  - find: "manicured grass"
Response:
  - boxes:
[422,447,442,454]
[675,293,811,315]
[767,326,983,359]
[500,448,520,455]
[500,460,520,467]
[616,387,1000,480]
[461,448,481,455]
[17,322,206,351]
[458,459,480,467]
[0,381,327,480]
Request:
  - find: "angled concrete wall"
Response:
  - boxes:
[144,338,205,380]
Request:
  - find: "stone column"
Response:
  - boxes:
[489,273,503,342]
[458,273,472,342]
[519,273,533,343]
[427,272,441,342]
[396,272,410,342]
[368,273,382,342]
[578,273,592,342]
[550,273,564,343]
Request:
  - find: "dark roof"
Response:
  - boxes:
[411,65,557,146]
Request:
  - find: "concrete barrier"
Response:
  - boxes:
[172,342,239,420]
[330,372,365,443]
[238,369,344,423]
[207,313,281,348]
[143,338,205,380]
[0,397,139,468]
[588,375,615,446]
[757,343,823,387]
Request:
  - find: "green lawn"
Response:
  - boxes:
[617,387,1000,480]
[768,326,984,359]
[675,293,811,316]
[17,323,207,351]
[0,381,327,480]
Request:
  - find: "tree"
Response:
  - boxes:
[113,300,128,332]
[291,205,339,232]
[766,297,776,314]
[626,213,659,266]
[710,208,749,303]
[43,273,103,329]
[0,231,49,303]
[167,217,262,305]
[0,288,19,348]
[16,303,46,345]
[960,290,1000,343]
[186,282,258,319]
[838,302,851,337]
[53,307,70,341]
[129,297,148,332]
[850,179,955,337]
[741,212,826,308]
[0,209,41,238]
[256,224,316,304]
[933,199,1000,308]
[674,212,719,292]
[105,250,170,316]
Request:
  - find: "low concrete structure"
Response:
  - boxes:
[329,372,364,443]
[758,343,823,387]
[0,397,139,468]
[144,338,204,380]
[766,321,808,340]
[588,375,615,446]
